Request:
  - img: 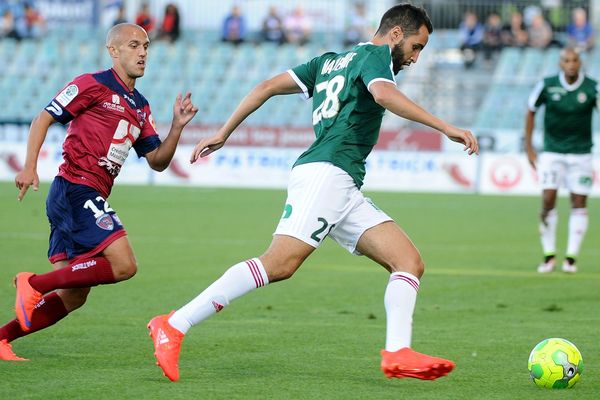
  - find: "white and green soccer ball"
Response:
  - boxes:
[528,338,583,389]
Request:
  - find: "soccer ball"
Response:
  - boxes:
[527,338,583,389]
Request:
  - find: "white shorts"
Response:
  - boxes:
[537,152,593,195]
[274,162,392,255]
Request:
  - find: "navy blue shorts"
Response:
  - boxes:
[46,176,126,263]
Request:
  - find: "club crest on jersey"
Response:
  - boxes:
[577,92,587,103]
[96,214,114,231]
[112,94,120,105]
[56,84,79,107]
[136,109,147,127]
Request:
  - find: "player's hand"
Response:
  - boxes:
[172,92,198,129]
[526,147,537,170]
[190,134,227,163]
[15,168,39,201]
[444,126,479,155]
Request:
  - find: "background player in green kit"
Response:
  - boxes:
[148,4,479,382]
[525,47,596,274]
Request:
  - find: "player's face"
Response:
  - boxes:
[560,51,581,80]
[391,25,429,74]
[116,27,150,79]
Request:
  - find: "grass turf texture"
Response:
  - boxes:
[1,182,599,399]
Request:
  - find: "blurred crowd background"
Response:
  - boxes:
[1,0,599,155]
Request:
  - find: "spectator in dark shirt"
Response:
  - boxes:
[482,12,503,61]
[261,6,285,44]
[501,11,528,47]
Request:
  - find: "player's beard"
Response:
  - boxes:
[391,39,406,75]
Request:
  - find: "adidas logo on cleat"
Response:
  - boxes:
[157,329,169,345]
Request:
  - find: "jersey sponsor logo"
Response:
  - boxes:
[102,101,125,113]
[56,84,79,107]
[96,214,114,231]
[98,157,122,176]
[577,92,588,103]
[45,100,63,116]
[551,93,561,101]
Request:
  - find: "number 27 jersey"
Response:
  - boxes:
[45,68,161,198]
[288,42,396,188]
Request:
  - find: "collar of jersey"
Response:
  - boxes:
[559,71,584,91]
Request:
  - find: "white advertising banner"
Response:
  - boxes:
[479,154,600,196]
[2,142,598,196]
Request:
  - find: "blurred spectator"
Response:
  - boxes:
[344,3,370,46]
[459,11,483,68]
[261,6,285,44]
[156,3,180,43]
[284,6,311,45]
[567,7,594,52]
[221,5,246,45]
[501,11,528,47]
[482,13,503,61]
[135,2,155,34]
[1,9,21,40]
[23,3,46,39]
[112,5,127,26]
[528,14,553,49]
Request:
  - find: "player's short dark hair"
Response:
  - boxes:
[375,4,433,37]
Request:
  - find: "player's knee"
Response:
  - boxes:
[264,258,301,282]
[390,255,424,278]
[112,258,138,281]
[58,287,91,311]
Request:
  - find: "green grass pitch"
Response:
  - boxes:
[1,182,599,399]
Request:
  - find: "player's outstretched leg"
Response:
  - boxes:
[0,339,28,361]
[380,348,455,380]
[148,311,184,382]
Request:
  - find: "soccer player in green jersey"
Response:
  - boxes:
[525,47,596,274]
[148,4,478,382]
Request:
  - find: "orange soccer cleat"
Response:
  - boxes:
[0,339,28,361]
[148,311,184,382]
[14,272,42,332]
[381,347,455,380]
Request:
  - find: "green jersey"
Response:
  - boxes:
[289,43,396,188]
[528,72,598,154]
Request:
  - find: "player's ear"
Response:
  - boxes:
[390,26,404,43]
[107,45,118,58]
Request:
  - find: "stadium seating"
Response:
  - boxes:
[2,27,598,134]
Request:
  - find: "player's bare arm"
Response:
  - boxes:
[370,80,479,155]
[15,110,56,201]
[524,110,537,169]
[145,92,198,171]
[190,73,301,162]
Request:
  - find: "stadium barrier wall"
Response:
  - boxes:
[2,142,600,196]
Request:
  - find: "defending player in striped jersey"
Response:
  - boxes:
[148,4,478,382]
[525,47,597,273]
[0,23,198,361]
